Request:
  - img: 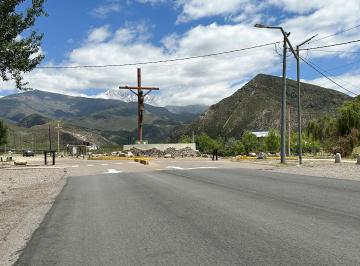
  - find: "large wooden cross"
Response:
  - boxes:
[119,68,159,143]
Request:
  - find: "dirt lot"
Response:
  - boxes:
[0,167,66,266]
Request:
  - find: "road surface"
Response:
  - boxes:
[16,162,360,265]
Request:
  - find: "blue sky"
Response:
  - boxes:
[1,0,360,105]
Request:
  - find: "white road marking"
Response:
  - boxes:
[166,166,184,170]
[71,165,79,168]
[114,162,123,165]
[104,169,122,174]
[87,164,94,167]
[128,162,137,164]
[166,166,218,171]
[101,163,109,166]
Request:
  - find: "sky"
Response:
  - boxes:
[0,0,360,106]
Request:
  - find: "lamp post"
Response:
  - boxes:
[296,35,318,165]
[254,24,299,164]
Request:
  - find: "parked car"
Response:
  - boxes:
[23,150,35,157]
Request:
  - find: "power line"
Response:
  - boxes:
[308,60,360,91]
[308,49,360,54]
[300,56,358,96]
[307,24,360,44]
[35,41,279,69]
[302,39,360,51]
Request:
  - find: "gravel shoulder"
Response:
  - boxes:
[0,167,67,266]
[233,159,360,181]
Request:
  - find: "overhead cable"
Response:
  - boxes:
[35,41,280,70]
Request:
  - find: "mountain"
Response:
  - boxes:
[170,74,351,140]
[0,90,204,145]
[4,119,115,151]
[164,105,208,115]
[18,114,50,128]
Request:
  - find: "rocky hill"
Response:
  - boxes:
[171,74,351,140]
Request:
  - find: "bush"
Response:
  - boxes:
[265,129,280,154]
[241,131,259,153]
[178,134,192,143]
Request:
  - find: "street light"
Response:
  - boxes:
[255,23,299,164]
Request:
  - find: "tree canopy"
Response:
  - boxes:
[0,0,46,89]
[0,120,8,146]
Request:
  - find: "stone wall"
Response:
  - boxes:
[123,143,196,151]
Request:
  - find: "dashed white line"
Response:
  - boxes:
[104,169,122,174]
[101,163,109,166]
[87,164,94,167]
[71,165,79,168]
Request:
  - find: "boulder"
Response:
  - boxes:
[257,152,267,159]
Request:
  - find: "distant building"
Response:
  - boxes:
[251,131,269,138]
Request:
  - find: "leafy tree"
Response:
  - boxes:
[338,97,360,135]
[222,137,244,156]
[264,128,280,153]
[0,0,46,89]
[241,131,259,153]
[178,134,192,143]
[0,120,8,146]
[196,133,216,153]
[232,140,245,155]
[307,115,337,142]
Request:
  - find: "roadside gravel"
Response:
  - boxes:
[0,167,67,266]
[235,159,360,181]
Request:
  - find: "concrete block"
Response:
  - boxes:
[335,153,341,163]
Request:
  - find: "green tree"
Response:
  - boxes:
[0,0,46,89]
[0,120,8,146]
[338,97,360,135]
[264,128,280,153]
[178,134,192,143]
[241,131,259,153]
[307,115,337,141]
[222,138,244,156]
[196,133,215,153]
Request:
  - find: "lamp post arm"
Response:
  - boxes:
[279,28,299,60]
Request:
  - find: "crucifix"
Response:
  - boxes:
[119,68,159,143]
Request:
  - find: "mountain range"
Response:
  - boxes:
[0,90,206,149]
[0,73,352,149]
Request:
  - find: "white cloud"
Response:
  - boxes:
[176,0,258,23]
[87,25,112,43]
[1,0,360,106]
[90,2,121,18]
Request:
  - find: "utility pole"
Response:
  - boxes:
[281,36,288,163]
[48,125,52,151]
[55,121,62,154]
[296,34,318,165]
[119,68,159,143]
[254,23,299,164]
[288,107,291,156]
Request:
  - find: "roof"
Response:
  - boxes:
[251,131,269,138]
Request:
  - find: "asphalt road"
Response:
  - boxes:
[16,166,360,265]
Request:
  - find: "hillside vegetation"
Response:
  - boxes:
[171,74,351,140]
